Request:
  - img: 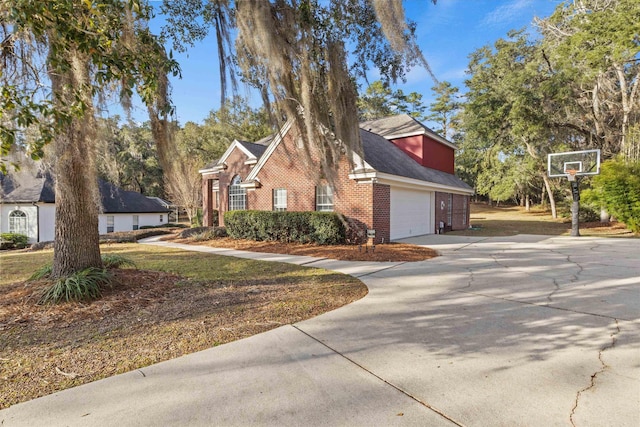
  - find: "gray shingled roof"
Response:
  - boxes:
[360,129,473,191]
[1,171,170,213]
[99,180,171,213]
[0,169,55,203]
[240,140,269,158]
[203,136,274,170]
[360,114,453,146]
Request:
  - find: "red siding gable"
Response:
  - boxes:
[389,134,455,174]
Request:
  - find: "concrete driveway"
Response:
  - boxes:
[2,235,638,426]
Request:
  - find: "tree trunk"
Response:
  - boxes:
[525,194,530,212]
[614,63,639,156]
[50,48,102,278]
[542,174,557,218]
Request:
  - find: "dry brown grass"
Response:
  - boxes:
[449,203,636,237]
[0,245,366,409]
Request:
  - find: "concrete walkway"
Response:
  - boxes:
[2,235,639,426]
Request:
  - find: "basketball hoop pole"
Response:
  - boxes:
[569,174,580,237]
[548,149,601,238]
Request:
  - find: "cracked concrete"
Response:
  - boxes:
[570,319,620,426]
[1,234,638,426]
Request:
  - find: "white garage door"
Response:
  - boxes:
[390,188,433,240]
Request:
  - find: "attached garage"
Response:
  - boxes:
[390,187,434,240]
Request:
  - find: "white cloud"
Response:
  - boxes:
[481,0,534,28]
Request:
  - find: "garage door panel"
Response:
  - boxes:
[390,188,432,240]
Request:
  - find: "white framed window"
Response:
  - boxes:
[159,214,164,223]
[133,215,139,230]
[107,215,114,233]
[447,194,453,225]
[315,185,334,212]
[229,175,246,211]
[273,188,287,212]
[9,210,28,235]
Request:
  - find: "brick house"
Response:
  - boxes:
[200,114,473,243]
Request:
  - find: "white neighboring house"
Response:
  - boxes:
[0,170,171,243]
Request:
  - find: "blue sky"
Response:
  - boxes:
[134,0,563,125]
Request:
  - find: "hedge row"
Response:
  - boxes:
[0,233,28,250]
[224,211,346,244]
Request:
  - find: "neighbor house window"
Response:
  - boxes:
[315,185,334,212]
[228,175,246,211]
[447,194,453,225]
[273,188,287,211]
[159,214,164,223]
[133,215,139,230]
[107,215,114,233]
[9,210,28,235]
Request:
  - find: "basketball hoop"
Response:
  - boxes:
[566,169,577,182]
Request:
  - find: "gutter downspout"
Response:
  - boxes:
[32,202,40,243]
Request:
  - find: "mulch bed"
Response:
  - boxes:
[169,237,439,262]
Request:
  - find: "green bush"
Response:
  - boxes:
[558,200,600,222]
[0,233,28,250]
[224,211,346,244]
[583,157,640,233]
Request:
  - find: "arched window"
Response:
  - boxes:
[228,175,246,211]
[9,210,28,235]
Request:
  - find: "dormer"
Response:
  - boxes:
[360,114,456,174]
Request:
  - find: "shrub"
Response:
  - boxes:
[583,157,640,233]
[30,264,53,281]
[39,268,112,304]
[0,233,28,250]
[177,226,227,241]
[178,227,210,238]
[139,223,187,230]
[99,229,174,244]
[224,211,346,244]
[558,200,600,222]
[101,254,136,269]
[30,241,54,251]
[343,217,367,245]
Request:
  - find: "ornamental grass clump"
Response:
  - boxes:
[38,268,111,304]
[32,254,135,304]
[101,254,136,269]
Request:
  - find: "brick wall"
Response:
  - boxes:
[202,127,391,243]
[202,148,254,227]
[435,192,469,232]
[250,128,385,242]
[372,183,390,243]
[202,177,215,226]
